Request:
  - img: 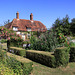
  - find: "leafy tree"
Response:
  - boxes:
[52,18,63,33]
[70,18,75,35]
[62,15,71,35]
[4,19,10,25]
[52,15,71,35]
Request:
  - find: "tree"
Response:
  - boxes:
[4,19,10,25]
[52,15,71,35]
[52,18,63,33]
[62,15,71,35]
[70,18,75,35]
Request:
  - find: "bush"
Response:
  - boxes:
[0,62,16,75]
[0,39,7,43]
[70,46,75,62]
[26,50,56,67]
[1,50,33,75]
[54,47,69,67]
[9,47,26,57]
[7,38,23,48]
[30,31,58,52]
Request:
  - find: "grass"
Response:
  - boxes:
[31,61,75,75]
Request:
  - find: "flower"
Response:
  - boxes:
[6,31,8,33]
[39,36,40,38]
[15,37,16,40]
[67,42,69,45]
[59,36,61,39]
[1,27,4,30]
[8,37,10,40]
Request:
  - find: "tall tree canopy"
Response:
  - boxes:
[70,18,75,35]
[52,15,71,35]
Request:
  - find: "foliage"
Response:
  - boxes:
[30,31,58,52]
[0,39,7,43]
[0,27,23,48]
[0,62,16,75]
[70,18,75,36]
[9,47,26,57]
[57,33,70,47]
[0,50,33,75]
[54,47,70,67]
[7,37,23,48]
[52,15,71,35]
[70,46,75,62]
[6,57,23,75]
[26,50,56,67]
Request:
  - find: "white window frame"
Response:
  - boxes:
[27,28,31,31]
[13,27,18,31]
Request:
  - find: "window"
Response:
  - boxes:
[27,34,31,39]
[22,34,25,40]
[13,27,18,31]
[16,32,20,34]
[27,28,31,31]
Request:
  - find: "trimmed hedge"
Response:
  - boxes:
[70,46,75,62]
[54,47,69,67]
[1,50,33,75]
[26,50,56,67]
[0,43,7,50]
[0,44,1,49]
[9,47,26,57]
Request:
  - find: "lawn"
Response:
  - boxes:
[31,61,75,75]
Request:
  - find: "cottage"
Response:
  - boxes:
[4,12,47,40]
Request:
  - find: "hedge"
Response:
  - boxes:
[26,50,56,67]
[0,43,7,50]
[70,46,75,62]
[9,47,26,57]
[54,47,69,67]
[0,44,1,49]
[1,50,33,75]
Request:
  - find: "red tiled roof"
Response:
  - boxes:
[4,18,47,32]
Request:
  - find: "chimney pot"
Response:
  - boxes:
[16,11,19,19]
[30,13,33,20]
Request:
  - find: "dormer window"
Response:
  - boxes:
[13,27,18,31]
[27,27,31,31]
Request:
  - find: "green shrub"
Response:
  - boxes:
[0,62,16,75]
[0,44,1,49]
[9,47,26,57]
[26,50,56,67]
[1,39,7,43]
[30,31,58,52]
[54,47,69,67]
[70,46,75,62]
[7,38,23,48]
[0,49,6,62]
[1,50,33,75]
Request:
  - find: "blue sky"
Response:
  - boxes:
[0,0,75,28]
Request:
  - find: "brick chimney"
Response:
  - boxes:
[30,13,33,20]
[16,11,19,19]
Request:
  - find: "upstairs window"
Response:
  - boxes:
[13,27,18,31]
[27,28,31,31]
